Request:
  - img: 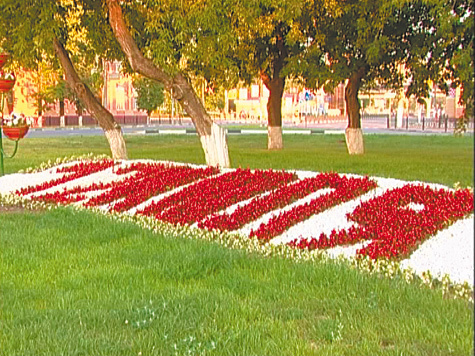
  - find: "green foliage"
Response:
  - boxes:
[114,0,240,88]
[205,85,226,112]
[289,0,473,103]
[0,0,61,69]
[0,0,122,119]
[220,0,308,85]
[438,0,473,116]
[45,70,104,115]
[132,76,165,116]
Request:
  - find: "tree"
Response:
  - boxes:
[429,0,473,133]
[293,0,471,154]
[102,0,230,167]
[222,0,307,150]
[132,76,164,123]
[43,66,103,118]
[0,0,128,159]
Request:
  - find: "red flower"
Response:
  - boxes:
[288,185,474,260]
[16,159,116,196]
[138,168,297,225]
[248,173,377,241]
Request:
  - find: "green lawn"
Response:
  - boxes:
[0,133,473,355]
[2,133,473,186]
[0,208,472,356]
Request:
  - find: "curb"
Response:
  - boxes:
[143,128,338,135]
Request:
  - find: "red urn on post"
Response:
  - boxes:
[0,74,15,93]
[0,53,9,68]
[2,125,29,141]
[0,53,15,93]
[1,51,28,176]
[1,53,28,141]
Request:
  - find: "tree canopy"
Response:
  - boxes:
[0,0,132,159]
[224,0,308,149]
[287,0,473,153]
[0,0,471,159]
[132,76,164,118]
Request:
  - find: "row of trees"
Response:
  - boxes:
[0,0,472,165]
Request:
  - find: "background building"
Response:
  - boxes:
[4,61,469,129]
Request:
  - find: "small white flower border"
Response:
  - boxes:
[1,153,472,304]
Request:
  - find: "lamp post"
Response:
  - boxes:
[0,53,28,176]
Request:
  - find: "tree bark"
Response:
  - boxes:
[105,0,230,167]
[53,38,127,160]
[261,31,287,150]
[59,98,65,117]
[262,75,285,150]
[344,67,366,154]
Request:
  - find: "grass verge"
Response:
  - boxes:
[0,207,473,356]
[2,133,473,187]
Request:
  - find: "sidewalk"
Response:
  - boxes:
[25,119,473,138]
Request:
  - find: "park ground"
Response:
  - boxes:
[0,133,473,356]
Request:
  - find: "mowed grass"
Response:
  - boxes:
[0,208,472,356]
[2,132,473,186]
[0,132,473,355]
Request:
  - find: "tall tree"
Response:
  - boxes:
[132,76,164,122]
[224,0,307,150]
[429,0,473,131]
[0,0,128,159]
[103,0,230,167]
[292,0,471,154]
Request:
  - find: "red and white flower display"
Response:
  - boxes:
[288,184,474,260]
[1,158,473,286]
[138,168,297,225]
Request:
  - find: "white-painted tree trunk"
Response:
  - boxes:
[200,123,230,168]
[268,126,283,150]
[104,127,128,160]
[345,128,365,155]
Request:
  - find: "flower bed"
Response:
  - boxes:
[3,157,473,288]
[138,168,297,225]
[16,159,116,196]
[86,163,219,212]
[199,172,376,232]
[248,174,377,241]
[27,162,219,211]
[288,184,474,259]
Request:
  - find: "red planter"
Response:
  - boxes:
[0,53,9,69]
[2,125,29,140]
[0,78,15,93]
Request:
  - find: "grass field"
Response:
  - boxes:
[2,133,473,186]
[0,133,473,355]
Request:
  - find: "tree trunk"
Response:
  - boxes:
[264,77,285,150]
[199,123,230,168]
[53,38,127,160]
[344,67,366,155]
[59,98,65,117]
[37,97,43,117]
[106,0,229,167]
[261,29,287,150]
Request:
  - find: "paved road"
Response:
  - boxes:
[21,123,466,139]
